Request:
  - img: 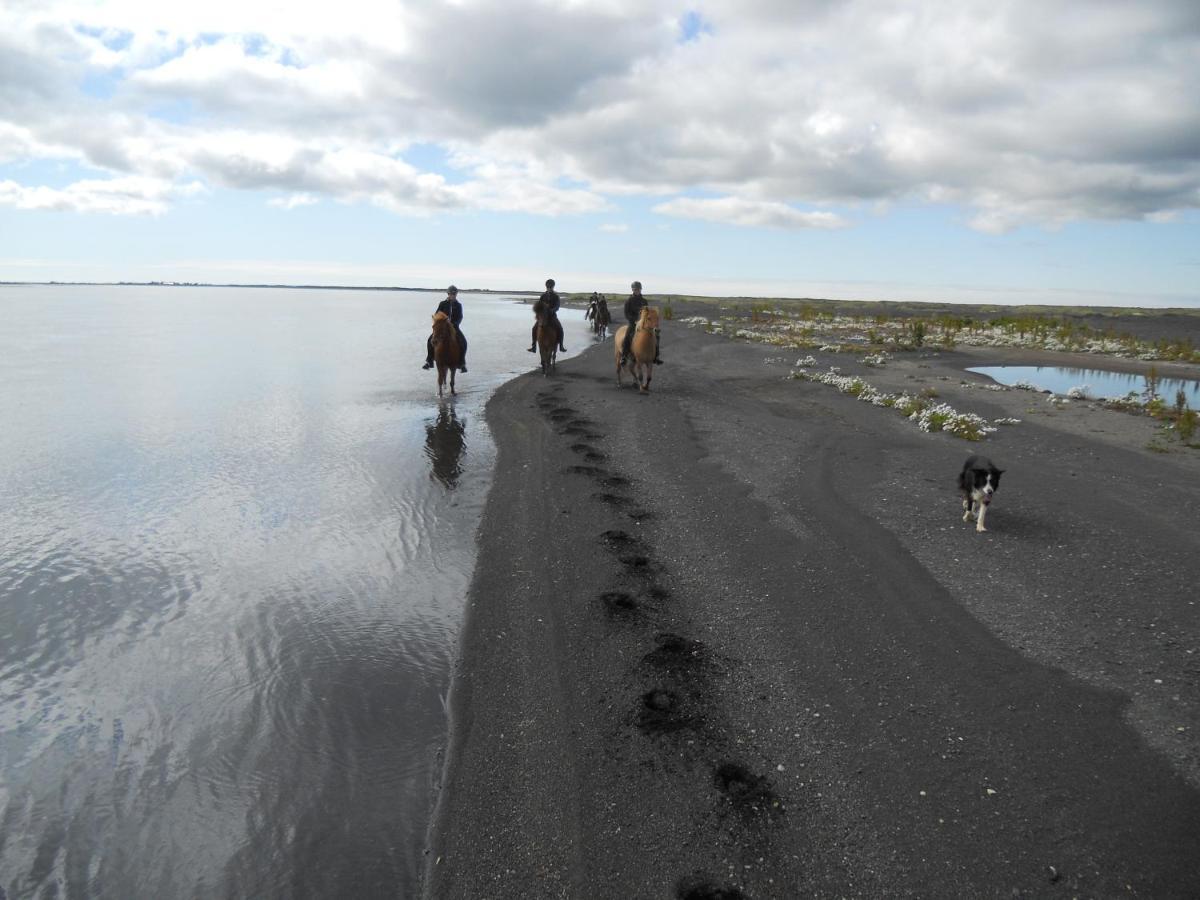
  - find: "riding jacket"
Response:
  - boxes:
[624,292,646,325]
[539,289,560,314]
[436,297,464,328]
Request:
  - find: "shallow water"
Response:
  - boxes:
[968,364,1200,406]
[0,285,588,899]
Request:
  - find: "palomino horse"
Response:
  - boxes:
[614,307,659,393]
[535,304,558,376]
[430,311,461,397]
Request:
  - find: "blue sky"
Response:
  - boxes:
[2,1,1199,306]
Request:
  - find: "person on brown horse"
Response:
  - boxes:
[528,278,566,354]
[619,281,662,366]
[422,285,467,373]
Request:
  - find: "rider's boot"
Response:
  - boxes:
[422,357,434,370]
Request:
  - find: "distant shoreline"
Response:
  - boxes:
[5,281,1200,319]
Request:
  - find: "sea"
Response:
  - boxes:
[0,284,588,899]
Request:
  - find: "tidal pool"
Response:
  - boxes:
[968,365,1200,407]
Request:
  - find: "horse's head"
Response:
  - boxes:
[639,307,660,329]
[432,310,450,324]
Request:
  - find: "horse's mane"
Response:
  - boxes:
[638,306,660,328]
[433,310,450,323]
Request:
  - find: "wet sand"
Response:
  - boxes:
[424,321,1200,898]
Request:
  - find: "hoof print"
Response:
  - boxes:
[676,877,746,900]
[647,584,670,601]
[563,464,607,477]
[601,591,639,616]
[644,632,703,668]
[600,475,631,488]
[591,492,631,507]
[637,688,689,734]
[620,554,652,575]
[714,762,779,814]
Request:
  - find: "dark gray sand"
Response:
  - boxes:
[424,322,1200,899]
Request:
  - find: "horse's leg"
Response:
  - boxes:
[450,367,456,396]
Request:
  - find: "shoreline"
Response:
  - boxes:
[424,321,1200,897]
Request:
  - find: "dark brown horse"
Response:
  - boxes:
[595,298,611,339]
[430,311,461,396]
[534,300,558,376]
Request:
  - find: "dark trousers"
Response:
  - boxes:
[426,331,467,364]
[532,319,564,347]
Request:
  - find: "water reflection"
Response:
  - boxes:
[425,405,467,489]
[969,365,1200,406]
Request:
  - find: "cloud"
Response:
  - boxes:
[599,223,629,232]
[0,175,202,214]
[654,197,848,230]
[268,192,317,210]
[0,1,1197,229]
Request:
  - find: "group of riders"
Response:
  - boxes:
[422,278,662,373]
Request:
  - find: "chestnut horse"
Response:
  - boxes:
[614,307,659,393]
[535,303,558,376]
[430,311,461,396]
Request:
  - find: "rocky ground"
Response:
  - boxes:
[424,320,1200,899]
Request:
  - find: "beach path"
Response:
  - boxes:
[425,321,1200,899]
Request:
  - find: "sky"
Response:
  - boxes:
[2,0,1199,306]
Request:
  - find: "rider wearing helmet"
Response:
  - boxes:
[528,278,566,354]
[422,285,468,373]
[619,280,662,366]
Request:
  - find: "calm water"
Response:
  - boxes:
[0,285,588,899]
[969,364,1200,406]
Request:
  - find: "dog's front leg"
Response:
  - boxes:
[962,495,973,522]
[976,502,988,533]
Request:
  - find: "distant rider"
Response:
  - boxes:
[528,277,567,354]
[422,285,468,373]
[619,280,662,366]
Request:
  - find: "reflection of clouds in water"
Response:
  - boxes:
[425,405,467,489]
[972,366,1200,405]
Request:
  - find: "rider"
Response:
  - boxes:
[422,285,468,373]
[528,277,567,354]
[619,280,662,366]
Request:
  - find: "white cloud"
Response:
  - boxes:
[599,223,629,233]
[0,0,1197,229]
[0,175,202,215]
[654,197,848,230]
[267,192,317,210]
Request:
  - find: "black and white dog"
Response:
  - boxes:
[959,455,1004,533]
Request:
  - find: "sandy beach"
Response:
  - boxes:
[424,316,1200,898]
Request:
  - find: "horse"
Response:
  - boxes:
[595,298,611,340]
[534,302,558,376]
[614,307,659,393]
[430,311,461,396]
